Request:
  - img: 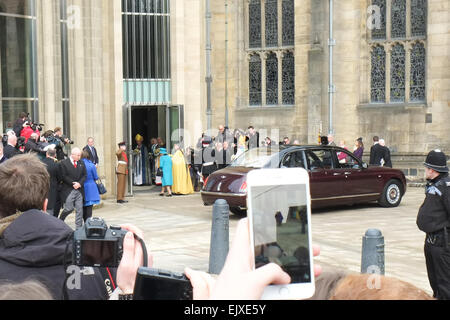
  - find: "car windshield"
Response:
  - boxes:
[230,147,281,168]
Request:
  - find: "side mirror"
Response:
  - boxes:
[362,162,368,169]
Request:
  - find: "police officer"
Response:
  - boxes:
[416,149,450,300]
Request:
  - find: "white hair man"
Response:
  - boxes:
[3,135,22,159]
[327,134,336,146]
[58,147,87,228]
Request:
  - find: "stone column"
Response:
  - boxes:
[36,0,62,129]
[404,41,411,103]
[261,52,267,106]
[385,43,391,104]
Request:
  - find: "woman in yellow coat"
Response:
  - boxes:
[171,144,194,195]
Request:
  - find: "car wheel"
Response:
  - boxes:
[230,207,247,217]
[379,179,402,207]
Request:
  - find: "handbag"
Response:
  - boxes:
[96,178,107,195]
[156,167,163,177]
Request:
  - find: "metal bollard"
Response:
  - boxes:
[361,229,385,275]
[208,199,230,274]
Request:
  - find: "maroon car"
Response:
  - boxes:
[201,145,407,216]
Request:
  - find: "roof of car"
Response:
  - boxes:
[275,144,344,151]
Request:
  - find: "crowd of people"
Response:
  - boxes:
[127,125,265,196]
[1,113,101,229]
[116,127,399,204]
[322,133,392,167]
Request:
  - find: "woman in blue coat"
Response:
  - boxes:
[81,150,101,221]
[159,148,173,197]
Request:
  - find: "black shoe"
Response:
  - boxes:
[117,200,128,204]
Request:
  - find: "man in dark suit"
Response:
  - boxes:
[379,139,392,168]
[369,136,385,166]
[12,112,28,138]
[247,126,260,150]
[83,137,99,167]
[42,148,61,217]
[58,147,87,229]
[3,135,22,159]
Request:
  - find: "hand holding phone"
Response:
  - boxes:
[247,168,315,300]
[185,217,320,300]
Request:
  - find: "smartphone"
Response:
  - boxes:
[247,168,315,300]
[133,267,193,300]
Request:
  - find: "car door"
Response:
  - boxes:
[280,150,306,169]
[304,149,346,205]
[332,148,382,201]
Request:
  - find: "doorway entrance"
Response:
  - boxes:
[124,104,184,195]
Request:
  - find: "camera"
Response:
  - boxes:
[73,217,128,267]
[17,136,26,148]
[24,119,44,132]
[31,123,44,132]
[134,267,193,300]
[62,135,74,145]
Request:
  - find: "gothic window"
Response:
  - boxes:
[391,0,406,39]
[282,51,295,105]
[247,0,295,107]
[265,0,278,47]
[282,0,294,46]
[249,0,261,48]
[370,45,386,103]
[266,53,278,105]
[369,1,427,105]
[411,0,427,37]
[371,0,386,40]
[249,54,262,106]
[390,44,405,102]
[410,42,426,101]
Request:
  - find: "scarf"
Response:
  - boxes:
[0,212,23,237]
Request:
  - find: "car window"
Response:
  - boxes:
[230,147,281,168]
[281,151,305,168]
[334,149,361,169]
[305,150,333,170]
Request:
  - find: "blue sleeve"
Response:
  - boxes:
[93,166,99,181]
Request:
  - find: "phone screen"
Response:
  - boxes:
[250,184,311,284]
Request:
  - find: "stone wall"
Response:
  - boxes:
[36,0,124,196]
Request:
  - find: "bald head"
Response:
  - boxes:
[87,137,94,147]
[30,133,39,141]
[8,135,17,146]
